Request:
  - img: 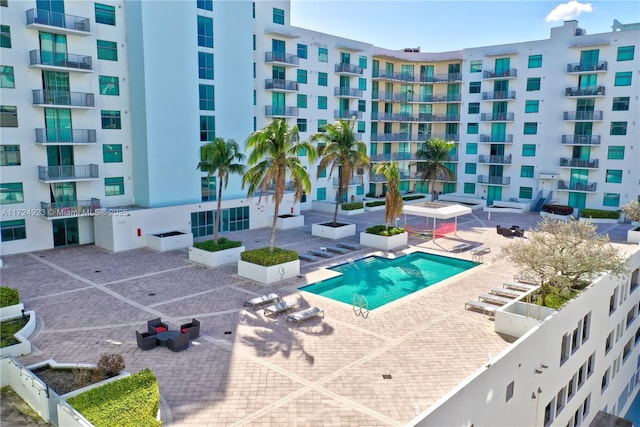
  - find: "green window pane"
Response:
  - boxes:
[610,122,627,135]
[603,193,620,207]
[0,145,20,166]
[317,187,326,201]
[200,115,215,141]
[524,122,537,135]
[197,0,213,11]
[1,219,27,241]
[101,110,121,129]
[0,182,24,204]
[612,97,629,111]
[614,72,632,86]
[521,165,534,178]
[317,96,327,109]
[297,94,307,108]
[467,123,478,134]
[199,84,215,110]
[99,75,119,96]
[358,100,366,112]
[528,55,542,68]
[273,8,284,25]
[464,182,475,194]
[0,105,16,127]
[617,46,634,61]
[464,163,476,174]
[522,144,536,156]
[297,69,307,84]
[358,78,366,90]
[318,48,328,62]
[0,66,15,88]
[470,60,482,73]
[297,44,307,59]
[198,52,214,80]
[468,103,480,114]
[359,56,367,69]
[0,25,11,49]
[197,16,213,48]
[519,187,533,199]
[318,72,327,86]
[526,78,541,91]
[605,169,622,183]
[525,100,539,113]
[317,119,327,132]
[317,167,326,178]
[469,82,481,93]
[465,143,477,154]
[97,40,117,61]
[102,144,123,163]
[296,118,307,132]
[95,3,116,25]
[357,121,365,133]
[104,177,124,196]
[607,146,625,160]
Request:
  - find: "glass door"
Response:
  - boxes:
[45,108,72,142]
[52,218,79,247]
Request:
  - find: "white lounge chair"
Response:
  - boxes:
[244,293,279,309]
[337,242,360,250]
[325,246,348,255]
[308,249,333,258]
[263,300,298,317]
[490,288,523,299]
[478,293,513,305]
[286,307,324,324]
[451,242,473,252]
[503,282,536,292]
[299,253,319,262]
[464,300,497,316]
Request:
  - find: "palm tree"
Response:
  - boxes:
[374,161,403,230]
[310,119,370,225]
[415,137,455,196]
[197,138,246,245]
[242,119,317,252]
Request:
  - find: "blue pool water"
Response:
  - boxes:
[301,252,478,309]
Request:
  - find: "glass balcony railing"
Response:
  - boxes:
[32,89,95,108]
[559,158,599,168]
[265,106,299,117]
[30,50,92,71]
[563,111,603,121]
[479,134,514,143]
[482,91,516,101]
[334,63,364,75]
[557,180,597,192]
[478,154,512,164]
[477,175,510,185]
[565,86,605,97]
[480,112,514,121]
[41,198,101,218]
[26,8,91,33]
[38,164,99,181]
[483,68,518,79]
[264,51,299,66]
[35,128,97,144]
[561,135,601,145]
[265,79,298,91]
[334,87,364,97]
[334,110,362,119]
[566,61,608,73]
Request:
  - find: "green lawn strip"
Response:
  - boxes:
[0,317,29,347]
[193,237,242,252]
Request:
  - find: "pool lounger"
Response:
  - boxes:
[478,293,513,305]
[490,288,523,299]
[244,293,280,308]
[308,249,333,258]
[503,282,536,292]
[264,300,299,317]
[325,246,348,255]
[471,245,491,256]
[299,253,320,262]
[286,307,324,324]
[337,242,360,251]
[464,300,497,316]
[451,242,473,253]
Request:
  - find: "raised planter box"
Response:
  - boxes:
[189,245,245,267]
[628,227,640,244]
[237,259,300,284]
[495,301,557,338]
[364,204,386,212]
[146,231,193,252]
[579,217,620,224]
[311,223,357,240]
[0,310,37,357]
[360,231,408,251]
[274,214,305,230]
[339,207,365,216]
[540,211,575,221]
[0,302,24,318]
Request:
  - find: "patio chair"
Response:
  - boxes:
[286,307,324,324]
[308,249,333,258]
[464,300,497,316]
[451,242,472,252]
[264,300,298,317]
[180,318,201,340]
[244,293,279,309]
[147,318,168,334]
[325,246,348,255]
[337,242,360,250]
[167,332,190,352]
[298,253,319,262]
[136,330,157,351]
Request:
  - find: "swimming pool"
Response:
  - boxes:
[301,252,478,310]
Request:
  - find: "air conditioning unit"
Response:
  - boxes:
[537,173,558,180]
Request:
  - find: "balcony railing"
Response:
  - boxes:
[566,61,608,73]
[482,91,516,101]
[265,106,298,117]
[334,110,362,119]
[38,164,99,181]
[26,8,91,34]
[372,92,461,103]
[478,154,512,164]
[559,158,599,168]
[30,50,92,71]
[264,51,299,66]
[335,63,363,75]
[334,87,363,97]
[370,172,410,182]
[370,153,392,162]
[478,175,510,185]
[373,72,462,83]
[557,180,597,192]
[332,176,363,186]
[479,134,514,143]
[563,111,603,121]
[35,128,97,144]
[41,198,101,218]
[32,89,95,108]
[561,135,601,145]
[565,86,605,97]
[265,79,299,91]
[483,68,518,79]
[480,112,514,121]
[370,112,459,122]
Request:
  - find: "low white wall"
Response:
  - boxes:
[438,195,486,210]
[360,231,408,251]
[57,401,94,427]
[0,302,24,318]
[274,214,305,230]
[495,302,557,338]
[145,232,193,251]
[237,259,300,284]
[628,228,640,244]
[311,223,357,240]
[0,356,51,423]
[0,310,36,357]
[188,245,245,267]
[578,217,620,224]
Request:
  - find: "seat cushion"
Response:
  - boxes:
[156,326,167,333]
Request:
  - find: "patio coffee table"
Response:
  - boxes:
[156,330,180,347]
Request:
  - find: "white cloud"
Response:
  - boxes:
[545,1,593,22]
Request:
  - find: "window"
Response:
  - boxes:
[98,75,119,96]
[521,166,534,178]
[0,65,14,88]
[358,78,366,91]
[606,169,622,183]
[522,144,536,156]
[0,105,17,127]
[97,40,117,61]
[464,182,475,194]
[0,25,10,48]
[0,1,6,6]
[95,3,116,25]
[273,7,284,24]
[1,219,26,242]
[0,183,23,204]
[470,60,482,73]
[612,97,629,111]
[198,52,214,80]
[102,144,123,163]
[519,187,533,199]
[252,35,255,51]
[317,187,326,201]
[466,143,477,155]
[603,193,620,207]
[614,71,632,86]
[469,82,481,93]
[296,69,307,84]
[297,43,307,59]
[506,381,514,402]
[101,110,121,129]
[0,145,20,166]
[465,163,476,174]
[357,121,365,133]
[297,94,307,108]
[197,0,213,10]
[105,177,124,196]
[608,146,625,160]
[318,72,327,86]
[468,102,480,114]
[601,369,610,391]
[197,16,213,48]
[582,313,591,343]
[200,116,215,141]
[525,100,539,113]
[317,96,327,110]
[467,123,478,134]
[528,54,542,68]
[318,47,328,62]
[359,56,367,69]
[610,122,627,135]
[526,77,541,91]
[317,119,327,132]
[524,122,537,134]
[605,330,614,352]
[293,118,307,132]
[617,46,635,61]
[317,166,326,178]
[358,100,366,112]
[199,84,214,110]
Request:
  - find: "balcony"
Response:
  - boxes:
[479,134,514,143]
[563,111,603,121]
[565,86,605,97]
[373,72,462,83]
[482,91,516,101]
[480,112,514,122]
[557,180,597,192]
[477,175,510,185]
[334,87,363,98]
[26,8,91,35]
[32,89,95,108]
[265,106,298,117]
[35,128,97,144]
[478,154,512,164]
[332,176,364,186]
[264,51,299,66]
[430,133,460,142]
[335,63,363,75]
[559,158,599,168]
[392,152,416,161]
[561,135,601,145]
[370,172,410,183]
[483,68,518,79]
[334,110,362,119]
[566,61,608,73]
[372,92,461,103]
[40,198,101,219]
[265,79,299,92]
[29,50,92,72]
[370,153,392,162]
[38,164,99,182]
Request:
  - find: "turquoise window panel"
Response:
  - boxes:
[605,169,622,183]
[197,16,213,48]
[297,94,307,108]
[297,44,307,59]
[0,66,14,88]
[317,96,327,109]
[468,103,479,114]
[95,3,115,25]
[528,55,542,68]
[99,75,119,96]
[198,52,214,79]
[526,78,541,91]
[104,177,124,196]
[97,40,117,61]
[102,144,122,163]
[465,163,476,174]
[297,69,307,84]
[607,146,624,160]
[273,8,284,24]
[199,84,215,110]
[614,72,632,86]
[1,219,26,241]
[519,187,533,199]
[200,115,215,141]
[469,60,482,73]
[466,143,477,155]
[0,182,23,204]
[318,48,328,62]
[525,100,539,113]
[318,72,327,86]
[522,144,536,156]
[612,97,629,111]
[603,193,620,207]
[610,122,627,135]
[317,187,326,201]
[524,122,537,135]
[469,82,481,93]
[467,123,478,134]
[521,165,534,178]
[464,182,475,194]
[0,145,20,166]
[617,46,634,61]
[101,110,121,129]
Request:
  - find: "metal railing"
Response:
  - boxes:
[41,198,101,217]
[565,86,606,97]
[478,154,512,164]
[373,72,462,83]
[482,91,516,100]
[38,164,99,181]
[563,111,603,121]
[26,8,91,33]
[480,112,514,121]
[32,89,95,107]
[479,134,514,143]
[35,128,97,144]
[483,68,518,79]
[557,180,597,192]
[334,110,362,119]
[335,63,364,74]
[371,92,461,103]
[29,50,92,71]
[332,176,363,186]
[265,106,299,117]
[559,158,599,168]
[334,87,363,97]
[561,135,601,145]
[264,51,299,65]
[477,175,510,185]
[265,79,299,91]
[566,61,608,73]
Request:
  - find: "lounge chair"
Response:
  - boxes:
[299,253,319,262]
[136,330,157,351]
[180,318,201,339]
[286,307,324,324]
[325,246,348,255]
[464,300,497,316]
[147,318,168,334]
[471,245,490,256]
[489,288,523,299]
[263,300,298,317]
[451,242,472,252]
[244,293,279,309]
[478,293,513,305]
[308,249,333,258]
[337,242,360,250]
[503,282,536,292]
[167,332,190,352]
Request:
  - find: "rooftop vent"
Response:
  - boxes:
[575,28,586,36]
[403,47,420,52]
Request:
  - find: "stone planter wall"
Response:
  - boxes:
[494,302,557,338]
[0,302,24,318]
[359,231,408,251]
[339,207,365,216]
[274,215,305,230]
[189,245,245,267]
[364,204,386,212]
[311,223,357,240]
[628,227,640,244]
[146,231,193,252]
[237,259,300,284]
[579,217,620,224]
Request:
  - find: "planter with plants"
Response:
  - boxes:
[540,204,575,220]
[0,287,36,357]
[339,202,365,215]
[578,208,621,224]
[0,286,23,318]
[311,222,357,240]
[237,247,300,284]
[364,200,386,212]
[189,238,245,268]
[622,200,640,243]
[145,231,194,252]
[360,225,408,250]
[275,213,305,230]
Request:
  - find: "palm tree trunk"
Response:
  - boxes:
[269,172,284,252]
[332,182,341,226]
[214,173,223,245]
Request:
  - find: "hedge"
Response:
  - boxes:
[541,204,574,215]
[67,369,160,427]
[0,287,19,307]
[340,202,364,211]
[402,194,426,201]
[240,247,299,266]
[581,209,620,219]
[365,225,406,236]
[193,238,242,252]
[365,201,385,207]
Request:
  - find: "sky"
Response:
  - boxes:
[290,0,640,52]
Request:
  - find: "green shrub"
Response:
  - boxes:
[67,369,160,427]
[0,316,29,347]
[365,201,385,207]
[365,225,405,236]
[340,202,364,211]
[580,209,620,219]
[402,194,425,201]
[193,238,242,252]
[96,353,125,379]
[542,204,574,215]
[365,192,375,198]
[0,287,19,307]
[240,247,299,266]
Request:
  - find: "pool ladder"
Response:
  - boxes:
[352,293,369,319]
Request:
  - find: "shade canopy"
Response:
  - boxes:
[402,202,472,220]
